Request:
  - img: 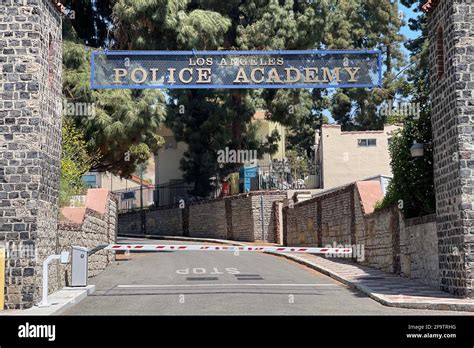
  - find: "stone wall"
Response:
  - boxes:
[189,200,227,239]
[284,182,441,290]
[362,206,400,274]
[58,204,116,283]
[146,207,182,236]
[320,186,354,246]
[427,0,474,298]
[0,0,63,309]
[58,189,117,287]
[118,191,286,242]
[285,185,354,247]
[251,193,287,243]
[401,214,439,289]
[285,197,318,246]
[119,205,183,237]
[229,196,253,241]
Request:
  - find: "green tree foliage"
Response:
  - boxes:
[376,1,435,218]
[324,0,406,130]
[112,0,329,195]
[62,0,114,48]
[60,119,98,206]
[68,1,412,196]
[377,112,435,218]
[62,40,166,177]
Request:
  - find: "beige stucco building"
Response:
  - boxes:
[154,110,287,187]
[83,157,156,210]
[252,110,286,163]
[315,124,400,189]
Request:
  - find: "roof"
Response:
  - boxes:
[130,174,154,188]
[60,189,110,223]
[356,181,384,214]
[253,110,268,121]
[422,0,439,13]
[322,124,400,135]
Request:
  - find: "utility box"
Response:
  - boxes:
[71,246,88,287]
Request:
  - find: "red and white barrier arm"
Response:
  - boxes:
[104,244,352,255]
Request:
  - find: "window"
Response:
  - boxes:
[83,174,98,188]
[436,26,445,80]
[358,139,377,147]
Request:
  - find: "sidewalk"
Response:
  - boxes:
[1,286,95,316]
[272,252,474,312]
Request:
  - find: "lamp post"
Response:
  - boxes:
[410,140,432,158]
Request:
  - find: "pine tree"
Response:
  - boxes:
[77,0,409,195]
[324,0,406,130]
[62,40,166,178]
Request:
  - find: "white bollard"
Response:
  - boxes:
[38,251,70,308]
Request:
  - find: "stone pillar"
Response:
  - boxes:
[425,0,473,297]
[0,0,62,309]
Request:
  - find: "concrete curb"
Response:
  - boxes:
[1,285,95,316]
[267,252,474,312]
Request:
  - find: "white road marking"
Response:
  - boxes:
[116,284,338,288]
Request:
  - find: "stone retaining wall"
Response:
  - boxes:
[284,182,441,290]
[188,200,227,239]
[118,191,286,242]
[401,214,439,289]
[58,189,117,287]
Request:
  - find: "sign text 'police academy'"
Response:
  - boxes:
[112,56,361,85]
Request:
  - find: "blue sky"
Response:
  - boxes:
[322,2,421,123]
[399,0,422,55]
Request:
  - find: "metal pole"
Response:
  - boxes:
[140,171,143,210]
[260,195,266,241]
[39,254,61,307]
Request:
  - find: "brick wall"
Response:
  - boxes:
[251,193,287,242]
[189,200,227,239]
[119,204,183,237]
[118,191,286,242]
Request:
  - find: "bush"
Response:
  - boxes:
[60,118,99,207]
[376,111,435,218]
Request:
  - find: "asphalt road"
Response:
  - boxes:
[63,238,470,315]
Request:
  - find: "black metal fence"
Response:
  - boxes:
[115,162,318,213]
[256,163,317,190]
[114,182,197,213]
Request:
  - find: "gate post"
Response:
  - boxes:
[0,1,63,308]
[424,0,474,297]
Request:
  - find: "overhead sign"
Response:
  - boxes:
[91,50,382,89]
